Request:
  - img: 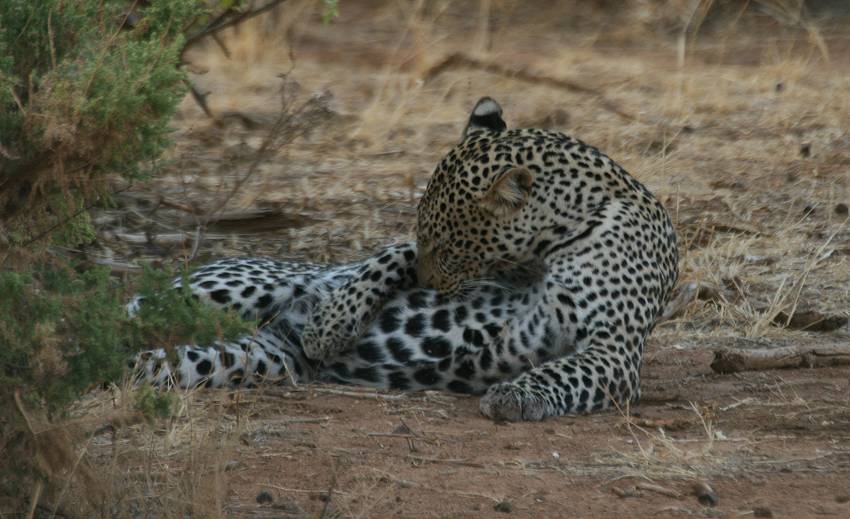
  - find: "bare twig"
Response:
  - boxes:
[261,385,408,401]
[202,81,331,223]
[366,432,419,438]
[318,464,337,519]
[184,79,214,118]
[182,0,289,52]
[422,52,640,123]
[26,481,43,519]
[91,258,143,273]
[407,455,485,468]
[210,32,231,58]
[102,231,194,245]
[310,387,407,401]
[16,183,131,251]
[266,484,350,496]
[187,223,204,262]
[179,0,290,117]
[635,482,683,499]
[175,80,330,258]
[158,197,202,214]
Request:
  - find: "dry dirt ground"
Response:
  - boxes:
[68,1,850,517]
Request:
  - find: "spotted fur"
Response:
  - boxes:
[132,97,678,421]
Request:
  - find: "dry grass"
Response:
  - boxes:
[611,405,726,480]
[29,385,242,518]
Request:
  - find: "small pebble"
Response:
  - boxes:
[256,490,273,504]
[835,203,848,216]
[800,142,811,157]
[494,500,513,513]
[612,486,640,498]
[753,506,773,518]
[693,481,718,507]
[392,422,412,434]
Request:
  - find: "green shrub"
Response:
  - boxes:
[0,0,200,250]
[0,262,254,506]
[0,263,252,411]
[127,266,253,356]
[0,0,308,511]
[0,266,126,412]
[133,383,179,420]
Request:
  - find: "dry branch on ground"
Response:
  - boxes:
[711,344,850,374]
[422,52,640,123]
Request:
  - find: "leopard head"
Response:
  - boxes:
[416,97,537,295]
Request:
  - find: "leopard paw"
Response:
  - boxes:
[479,383,550,422]
[301,303,360,361]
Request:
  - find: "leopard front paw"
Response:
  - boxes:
[479,383,550,422]
[301,303,361,361]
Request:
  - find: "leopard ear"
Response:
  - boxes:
[461,97,506,141]
[480,167,535,218]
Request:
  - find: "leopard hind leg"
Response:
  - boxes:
[131,259,359,388]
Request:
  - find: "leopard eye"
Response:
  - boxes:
[436,248,452,268]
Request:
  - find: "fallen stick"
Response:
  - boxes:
[711,344,850,374]
[772,310,848,332]
[261,387,405,401]
[366,432,419,438]
[407,455,485,468]
[280,416,330,425]
[308,387,408,401]
[265,484,350,496]
[636,482,682,499]
[422,52,640,123]
[92,258,142,273]
[105,231,193,245]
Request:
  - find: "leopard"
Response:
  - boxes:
[132,97,678,421]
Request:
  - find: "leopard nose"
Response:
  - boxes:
[416,256,437,289]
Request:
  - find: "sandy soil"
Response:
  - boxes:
[73,1,850,517]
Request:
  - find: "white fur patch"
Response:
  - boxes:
[473,97,501,116]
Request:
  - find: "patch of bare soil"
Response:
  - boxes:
[65,1,850,517]
[81,342,850,518]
